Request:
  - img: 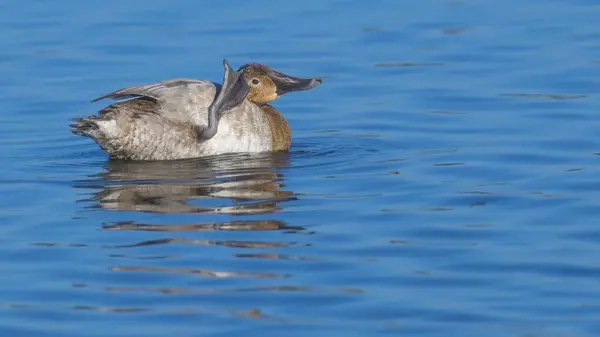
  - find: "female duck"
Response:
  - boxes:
[71,60,322,160]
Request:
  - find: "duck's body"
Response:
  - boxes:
[77,81,274,160]
[71,61,320,160]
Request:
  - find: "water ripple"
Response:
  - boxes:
[4,0,600,336]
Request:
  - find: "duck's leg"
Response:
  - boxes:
[197,60,250,141]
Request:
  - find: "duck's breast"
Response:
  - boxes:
[260,104,291,151]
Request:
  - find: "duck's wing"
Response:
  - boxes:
[73,61,250,159]
[91,59,249,124]
[91,78,214,103]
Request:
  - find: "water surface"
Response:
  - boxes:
[2,0,600,336]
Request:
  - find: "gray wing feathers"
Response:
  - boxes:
[85,59,250,146]
[91,78,211,102]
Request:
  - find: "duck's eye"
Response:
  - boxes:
[251,78,260,85]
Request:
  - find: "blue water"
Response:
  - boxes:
[2,0,600,336]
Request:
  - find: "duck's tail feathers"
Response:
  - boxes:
[70,116,107,140]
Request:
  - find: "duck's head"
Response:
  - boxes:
[238,64,322,105]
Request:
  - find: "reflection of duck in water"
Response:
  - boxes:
[74,153,295,214]
[71,60,322,160]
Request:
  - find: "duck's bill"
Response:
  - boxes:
[267,69,322,95]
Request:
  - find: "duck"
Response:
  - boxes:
[71,60,322,160]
